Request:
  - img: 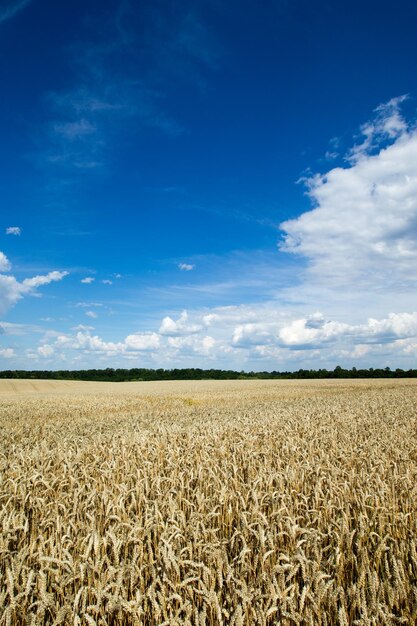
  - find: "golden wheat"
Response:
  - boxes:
[0,379,416,625]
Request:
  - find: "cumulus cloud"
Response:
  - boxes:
[277,312,417,349]
[38,344,54,358]
[0,269,68,315]
[85,310,98,319]
[31,304,417,369]
[0,252,11,272]
[207,306,417,358]
[232,323,276,348]
[228,312,349,351]
[81,277,95,284]
[366,312,417,341]
[280,97,417,292]
[124,332,160,350]
[351,344,370,359]
[22,271,68,288]
[202,313,220,326]
[279,315,352,348]
[178,263,195,271]
[159,311,202,336]
[0,348,15,358]
[39,312,217,364]
[101,279,112,285]
[6,226,21,235]
[51,330,159,357]
[166,334,215,357]
[56,332,124,354]
[349,95,408,162]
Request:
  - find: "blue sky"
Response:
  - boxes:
[1,0,417,370]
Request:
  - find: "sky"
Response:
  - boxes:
[1,0,417,371]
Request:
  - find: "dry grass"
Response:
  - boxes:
[1,379,416,625]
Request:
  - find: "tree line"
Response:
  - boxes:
[0,365,416,381]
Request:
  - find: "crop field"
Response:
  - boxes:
[1,379,416,625]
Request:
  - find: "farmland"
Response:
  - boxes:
[1,379,416,625]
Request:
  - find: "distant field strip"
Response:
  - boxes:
[1,380,416,625]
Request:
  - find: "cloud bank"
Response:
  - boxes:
[29,308,417,369]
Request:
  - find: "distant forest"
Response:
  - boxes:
[0,366,416,381]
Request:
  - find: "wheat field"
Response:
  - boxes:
[1,378,416,625]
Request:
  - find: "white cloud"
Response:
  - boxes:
[38,344,54,358]
[124,332,160,350]
[280,101,417,293]
[178,263,195,271]
[398,339,417,356]
[166,334,215,356]
[22,271,68,288]
[202,313,220,326]
[159,310,202,336]
[351,344,370,359]
[53,330,159,357]
[0,252,11,272]
[277,311,417,350]
[42,314,217,364]
[102,279,113,285]
[85,310,98,319]
[0,348,15,358]
[349,95,408,162]
[202,335,215,351]
[6,226,21,236]
[232,323,275,348]
[278,315,351,348]
[0,269,68,315]
[81,277,95,284]
[366,312,417,340]
[56,331,125,354]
